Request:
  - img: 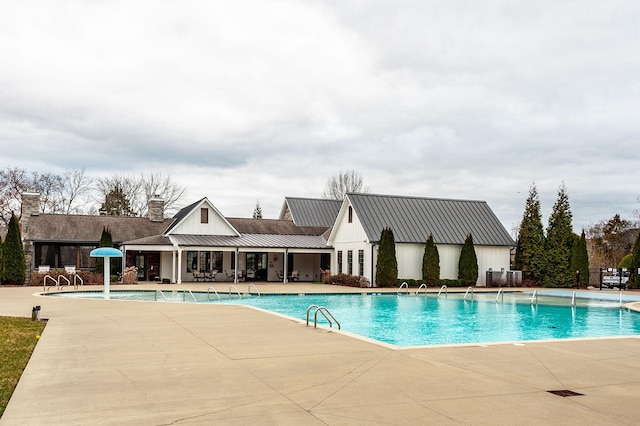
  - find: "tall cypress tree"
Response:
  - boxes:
[375,227,398,287]
[458,233,478,285]
[628,231,640,289]
[422,233,440,285]
[570,231,589,287]
[514,183,546,285]
[95,227,114,275]
[2,214,26,285]
[544,183,574,287]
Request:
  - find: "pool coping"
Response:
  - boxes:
[5,283,640,424]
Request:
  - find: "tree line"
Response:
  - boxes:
[0,166,186,233]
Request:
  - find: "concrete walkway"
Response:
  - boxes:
[2,283,640,425]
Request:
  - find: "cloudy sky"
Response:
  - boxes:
[1,0,639,235]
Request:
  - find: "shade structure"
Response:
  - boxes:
[90,248,123,299]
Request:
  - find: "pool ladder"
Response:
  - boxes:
[43,274,84,291]
[437,285,447,298]
[306,305,340,330]
[397,282,409,295]
[495,288,504,303]
[415,283,427,296]
[464,286,474,300]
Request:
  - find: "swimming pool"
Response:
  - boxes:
[45,290,640,347]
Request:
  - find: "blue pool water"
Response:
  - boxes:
[45,290,640,347]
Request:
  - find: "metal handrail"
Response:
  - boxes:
[74,274,84,288]
[229,285,242,298]
[415,283,427,296]
[437,285,448,298]
[464,286,474,300]
[44,274,58,291]
[495,288,504,303]
[306,305,340,329]
[155,290,167,301]
[58,275,71,287]
[531,289,537,305]
[207,287,221,301]
[248,283,260,297]
[397,282,409,296]
[184,289,197,303]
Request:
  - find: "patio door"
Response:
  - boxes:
[246,252,267,281]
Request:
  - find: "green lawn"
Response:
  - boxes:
[0,316,46,418]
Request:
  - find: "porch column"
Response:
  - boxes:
[284,249,289,284]
[177,248,183,284]
[172,250,176,283]
[234,248,239,284]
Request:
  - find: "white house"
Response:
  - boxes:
[327,193,515,286]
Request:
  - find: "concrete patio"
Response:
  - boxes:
[2,283,640,425]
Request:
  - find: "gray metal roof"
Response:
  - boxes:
[170,234,331,249]
[281,197,342,227]
[347,193,515,246]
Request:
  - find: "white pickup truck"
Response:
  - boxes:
[602,273,629,289]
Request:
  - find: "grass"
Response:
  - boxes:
[0,316,46,418]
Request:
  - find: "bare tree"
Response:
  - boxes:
[95,173,185,217]
[321,170,370,200]
[138,172,185,216]
[60,168,93,214]
[32,172,63,213]
[0,167,33,228]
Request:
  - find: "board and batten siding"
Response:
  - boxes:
[170,206,237,236]
[389,243,511,286]
[330,203,370,277]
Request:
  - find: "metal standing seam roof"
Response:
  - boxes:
[169,234,331,249]
[281,197,342,227]
[347,193,515,246]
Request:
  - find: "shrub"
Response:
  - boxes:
[327,274,366,287]
[29,270,104,287]
[422,234,440,285]
[2,215,26,285]
[458,233,478,285]
[376,227,398,287]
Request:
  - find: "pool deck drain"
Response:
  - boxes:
[2,283,640,425]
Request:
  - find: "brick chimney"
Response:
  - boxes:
[147,197,165,222]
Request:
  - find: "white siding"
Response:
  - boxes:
[171,205,237,236]
[392,243,510,286]
[160,252,173,282]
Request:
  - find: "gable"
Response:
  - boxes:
[280,197,342,227]
[343,193,515,246]
[164,198,239,236]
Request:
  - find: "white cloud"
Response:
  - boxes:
[1,0,639,232]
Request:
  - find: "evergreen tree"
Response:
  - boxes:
[628,231,640,289]
[100,184,134,216]
[375,227,398,287]
[422,233,440,285]
[458,233,478,285]
[544,183,574,287]
[2,214,26,284]
[95,227,114,275]
[514,183,546,285]
[570,231,589,287]
[252,200,263,219]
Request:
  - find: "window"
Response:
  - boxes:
[358,250,364,276]
[347,250,353,275]
[337,251,343,274]
[187,251,198,272]
[348,206,353,223]
[201,208,208,224]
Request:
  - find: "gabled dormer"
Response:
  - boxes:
[164,197,239,237]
